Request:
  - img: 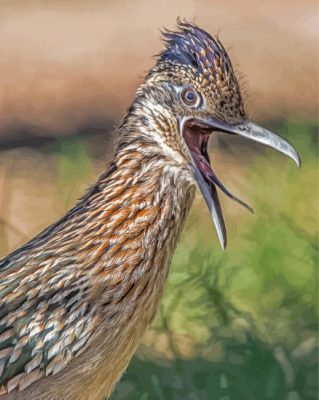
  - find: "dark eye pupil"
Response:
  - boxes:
[186,91,194,101]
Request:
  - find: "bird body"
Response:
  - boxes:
[0,20,300,399]
[0,167,194,399]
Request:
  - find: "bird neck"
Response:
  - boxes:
[114,82,188,166]
[70,89,197,279]
[57,83,196,269]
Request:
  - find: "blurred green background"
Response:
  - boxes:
[0,1,317,399]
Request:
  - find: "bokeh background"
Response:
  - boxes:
[0,1,317,399]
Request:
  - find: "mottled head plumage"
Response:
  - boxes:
[159,19,231,79]
[146,19,246,123]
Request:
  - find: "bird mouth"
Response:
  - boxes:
[181,117,301,249]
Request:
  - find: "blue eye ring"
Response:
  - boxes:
[181,87,200,107]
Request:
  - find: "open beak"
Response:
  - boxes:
[181,117,301,249]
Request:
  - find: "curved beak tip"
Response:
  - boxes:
[236,121,302,169]
[295,153,302,168]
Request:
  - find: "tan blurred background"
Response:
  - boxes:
[0,0,317,145]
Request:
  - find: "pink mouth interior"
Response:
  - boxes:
[183,119,253,213]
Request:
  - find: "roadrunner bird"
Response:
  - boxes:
[0,20,300,399]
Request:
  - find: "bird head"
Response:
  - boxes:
[124,20,301,249]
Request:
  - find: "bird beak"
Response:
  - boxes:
[184,117,301,250]
[204,118,301,167]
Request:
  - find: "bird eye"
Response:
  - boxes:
[180,87,201,108]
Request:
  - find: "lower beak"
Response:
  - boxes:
[192,118,301,250]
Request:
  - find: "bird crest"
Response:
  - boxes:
[159,19,231,81]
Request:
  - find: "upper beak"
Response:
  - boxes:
[205,118,301,167]
[192,118,301,250]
